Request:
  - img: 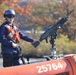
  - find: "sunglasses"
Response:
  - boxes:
[4,14,15,18]
[7,15,15,18]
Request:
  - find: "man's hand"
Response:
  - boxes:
[31,41,40,48]
[12,42,18,48]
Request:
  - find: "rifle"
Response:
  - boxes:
[37,9,74,56]
[39,9,74,42]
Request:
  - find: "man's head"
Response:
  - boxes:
[4,9,16,23]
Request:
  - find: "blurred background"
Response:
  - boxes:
[0,0,76,56]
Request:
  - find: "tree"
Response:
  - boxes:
[0,0,76,41]
[0,0,33,24]
[28,0,76,41]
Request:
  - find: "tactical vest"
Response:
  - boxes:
[5,25,20,43]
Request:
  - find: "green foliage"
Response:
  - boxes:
[0,4,7,10]
[20,40,51,56]
[0,34,75,56]
[0,4,8,23]
[56,34,76,54]
[0,0,76,56]
[19,34,76,56]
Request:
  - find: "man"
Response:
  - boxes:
[0,9,39,67]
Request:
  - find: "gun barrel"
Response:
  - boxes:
[67,9,74,16]
[39,9,74,42]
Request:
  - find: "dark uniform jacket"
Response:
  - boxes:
[0,21,34,54]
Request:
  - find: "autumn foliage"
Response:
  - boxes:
[0,0,33,17]
[0,0,76,41]
[0,0,76,55]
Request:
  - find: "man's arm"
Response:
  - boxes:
[19,30,34,42]
[19,30,40,47]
